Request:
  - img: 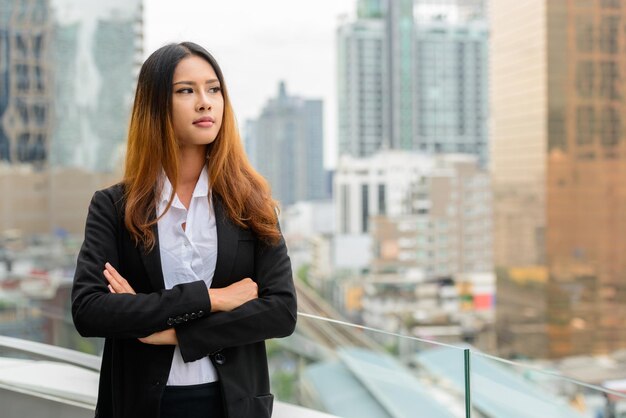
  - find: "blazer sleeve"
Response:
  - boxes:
[71,189,212,339]
[175,233,297,363]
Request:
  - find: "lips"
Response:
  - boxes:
[193,116,215,127]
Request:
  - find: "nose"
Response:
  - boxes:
[196,92,212,112]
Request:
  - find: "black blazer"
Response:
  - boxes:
[71,184,297,418]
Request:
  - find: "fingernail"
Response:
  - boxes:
[105,262,111,268]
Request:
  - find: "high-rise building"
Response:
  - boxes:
[247,81,326,207]
[49,0,142,172]
[334,150,492,290]
[337,16,385,157]
[0,0,142,172]
[414,19,489,165]
[492,0,626,358]
[337,0,488,163]
[385,0,414,151]
[0,165,118,235]
[335,151,429,235]
[335,151,490,237]
[337,0,414,158]
[370,155,492,278]
[0,0,52,167]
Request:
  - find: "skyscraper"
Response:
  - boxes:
[247,81,326,207]
[337,14,385,157]
[337,0,414,158]
[49,0,142,172]
[0,0,52,167]
[384,0,415,151]
[492,0,626,358]
[0,0,142,171]
[337,0,488,163]
[414,19,489,165]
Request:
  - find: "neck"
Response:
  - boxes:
[178,145,207,188]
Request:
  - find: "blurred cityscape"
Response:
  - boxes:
[1,0,626,417]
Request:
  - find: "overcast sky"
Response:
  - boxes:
[144,0,355,168]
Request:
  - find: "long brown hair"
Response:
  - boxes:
[123,42,280,250]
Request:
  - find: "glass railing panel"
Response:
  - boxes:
[469,350,626,418]
[269,313,471,418]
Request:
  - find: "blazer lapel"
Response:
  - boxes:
[139,222,166,291]
[212,195,238,289]
[138,196,237,291]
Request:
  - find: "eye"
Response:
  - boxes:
[176,87,193,94]
[208,86,221,94]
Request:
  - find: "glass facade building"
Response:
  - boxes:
[337,0,488,165]
[414,20,489,165]
[492,0,626,358]
[246,81,326,207]
[0,0,142,172]
[49,0,142,172]
[0,0,52,167]
[337,17,385,158]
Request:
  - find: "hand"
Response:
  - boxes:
[209,278,258,312]
[104,262,136,295]
[138,328,178,345]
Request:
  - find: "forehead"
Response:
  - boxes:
[173,55,217,81]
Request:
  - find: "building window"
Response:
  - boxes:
[575,17,593,53]
[33,34,44,59]
[362,184,369,233]
[576,61,594,98]
[576,106,595,146]
[0,135,9,161]
[599,61,619,100]
[35,66,45,91]
[599,16,619,54]
[549,109,566,151]
[16,99,28,125]
[17,133,30,162]
[600,0,620,8]
[600,107,620,147]
[15,64,29,91]
[341,184,350,234]
[378,184,386,215]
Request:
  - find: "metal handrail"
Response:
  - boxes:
[0,335,100,371]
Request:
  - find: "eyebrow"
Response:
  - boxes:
[173,79,220,86]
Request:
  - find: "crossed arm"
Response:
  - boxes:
[104,262,258,345]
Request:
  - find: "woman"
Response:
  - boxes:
[71,42,297,418]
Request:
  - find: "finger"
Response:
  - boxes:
[139,334,156,345]
[105,263,125,285]
[105,262,118,275]
[104,269,123,292]
[108,284,116,293]
[103,269,121,290]
[105,263,135,294]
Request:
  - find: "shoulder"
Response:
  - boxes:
[89,182,126,215]
[93,182,125,202]
[96,182,125,200]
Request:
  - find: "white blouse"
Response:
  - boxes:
[157,166,218,386]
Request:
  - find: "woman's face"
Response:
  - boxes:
[171,55,224,149]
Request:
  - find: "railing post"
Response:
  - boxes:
[464,348,472,418]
